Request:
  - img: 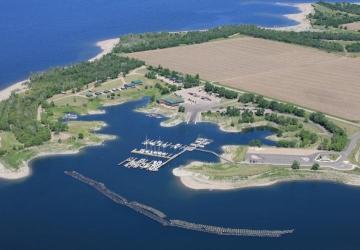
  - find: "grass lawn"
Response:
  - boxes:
[1,150,35,169]
[46,99,102,122]
[53,95,89,107]
[68,121,104,136]
[94,78,123,91]
[233,146,248,162]
[187,163,273,179]
[0,132,23,151]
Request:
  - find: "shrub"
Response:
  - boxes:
[311,163,320,170]
[291,160,300,170]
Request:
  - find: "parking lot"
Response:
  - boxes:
[174,86,221,123]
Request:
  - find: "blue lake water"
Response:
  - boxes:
[1,0,360,249]
[1,98,360,250]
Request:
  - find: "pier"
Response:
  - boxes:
[65,171,294,238]
[119,137,213,171]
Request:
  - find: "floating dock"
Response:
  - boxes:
[118,137,213,172]
[131,149,172,159]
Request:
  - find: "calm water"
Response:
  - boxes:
[1,1,360,249]
[0,98,360,250]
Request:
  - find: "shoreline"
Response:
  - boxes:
[0,37,120,180]
[88,37,120,62]
[0,80,28,102]
[172,161,360,191]
[273,3,314,32]
[0,150,79,180]
[0,37,120,102]
[172,161,278,190]
[0,130,116,180]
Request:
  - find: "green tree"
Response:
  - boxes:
[291,160,300,170]
[150,95,156,103]
[311,163,320,171]
[78,133,84,140]
[178,106,185,113]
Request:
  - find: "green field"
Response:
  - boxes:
[187,163,273,179]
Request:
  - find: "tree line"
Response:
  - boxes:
[146,65,200,88]
[317,1,360,16]
[310,6,360,28]
[112,24,360,53]
[204,82,238,99]
[346,42,360,52]
[309,112,347,151]
[238,93,305,117]
[310,2,360,28]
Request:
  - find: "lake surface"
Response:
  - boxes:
[2,1,360,249]
[0,98,360,250]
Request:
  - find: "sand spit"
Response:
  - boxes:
[274,3,314,31]
[0,80,28,102]
[89,37,120,62]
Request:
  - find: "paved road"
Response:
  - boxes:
[245,132,360,170]
[184,101,219,124]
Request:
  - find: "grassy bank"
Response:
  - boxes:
[175,161,360,190]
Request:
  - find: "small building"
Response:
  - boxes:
[124,83,136,89]
[63,113,78,120]
[131,80,143,85]
[158,95,184,107]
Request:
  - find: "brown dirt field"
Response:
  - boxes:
[129,37,360,121]
[341,21,360,31]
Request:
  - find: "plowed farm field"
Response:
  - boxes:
[130,37,360,121]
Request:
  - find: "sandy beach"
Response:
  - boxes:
[89,37,120,62]
[0,161,31,180]
[0,80,28,102]
[274,3,314,31]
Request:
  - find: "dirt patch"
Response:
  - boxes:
[341,21,360,31]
